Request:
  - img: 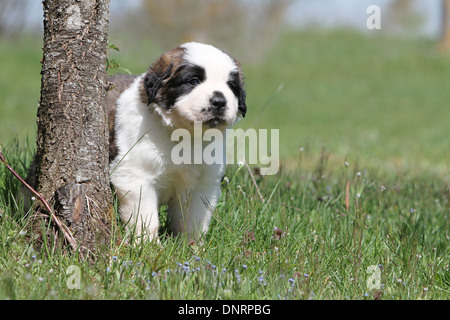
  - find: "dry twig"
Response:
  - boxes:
[0,149,78,251]
[244,160,265,203]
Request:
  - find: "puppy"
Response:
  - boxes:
[107,42,246,242]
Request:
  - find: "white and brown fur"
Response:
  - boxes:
[107,42,246,242]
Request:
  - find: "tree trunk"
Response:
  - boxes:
[442,0,450,51]
[34,0,112,257]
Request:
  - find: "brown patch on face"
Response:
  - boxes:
[139,46,186,105]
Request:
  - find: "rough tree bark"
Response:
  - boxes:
[34,0,113,256]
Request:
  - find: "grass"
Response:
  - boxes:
[0,35,41,144]
[0,139,448,300]
[0,29,449,300]
[245,30,450,173]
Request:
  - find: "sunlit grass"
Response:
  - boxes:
[0,140,448,299]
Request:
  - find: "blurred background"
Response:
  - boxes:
[1,0,449,174]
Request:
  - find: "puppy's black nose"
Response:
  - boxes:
[210,91,227,109]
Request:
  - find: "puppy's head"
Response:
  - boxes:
[141,42,246,131]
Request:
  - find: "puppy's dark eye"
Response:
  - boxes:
[227,80,236,88]
[189,78,200,86]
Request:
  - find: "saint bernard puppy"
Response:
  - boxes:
[106,42,246,242]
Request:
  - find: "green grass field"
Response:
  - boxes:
[0,30,449,300]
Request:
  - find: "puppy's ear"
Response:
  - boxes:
[238,88,247,118]
[235,60,247,118]
[143,64,173,106]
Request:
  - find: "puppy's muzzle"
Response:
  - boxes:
[210,91,227,112]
